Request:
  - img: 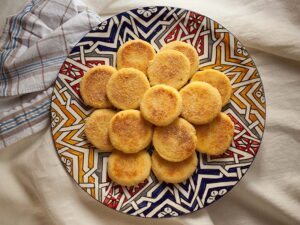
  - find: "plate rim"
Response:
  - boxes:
[50,5,267,218]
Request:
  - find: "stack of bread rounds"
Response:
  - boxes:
[80,39,234,186]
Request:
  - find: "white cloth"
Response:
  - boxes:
[0,0,300,225]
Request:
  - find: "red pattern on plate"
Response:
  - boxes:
[211,113,260,160]
[164,12,205,55]
[59,60,105,95]
[103,180,149,209]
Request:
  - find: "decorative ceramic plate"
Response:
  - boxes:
[50,6,266,218]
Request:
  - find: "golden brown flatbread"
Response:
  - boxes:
[180,82,222,125]
[117,39,156,74]
[191,69,232,106]
[152,118,197,162]
[109,110,153,153]
[108,150,151,186]
[151,150,197,183]
[106,68,150,110]
[195,112,234,155]
[84,109,117,152]
[147,50,190,89]
[140,84,182,126]
[161,41,199,76]
[80,65,117,108]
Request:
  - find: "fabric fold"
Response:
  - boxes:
[0,0,101,148]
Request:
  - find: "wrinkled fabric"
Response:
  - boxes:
[0,0,299,225]
[0,0,101,148]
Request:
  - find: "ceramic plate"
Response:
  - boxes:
[50,6,266,218]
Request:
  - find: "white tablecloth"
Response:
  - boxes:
[0,0,299,224]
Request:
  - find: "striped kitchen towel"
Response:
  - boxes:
[0,0,101,149]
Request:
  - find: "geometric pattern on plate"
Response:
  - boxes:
[51,6,265,218]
